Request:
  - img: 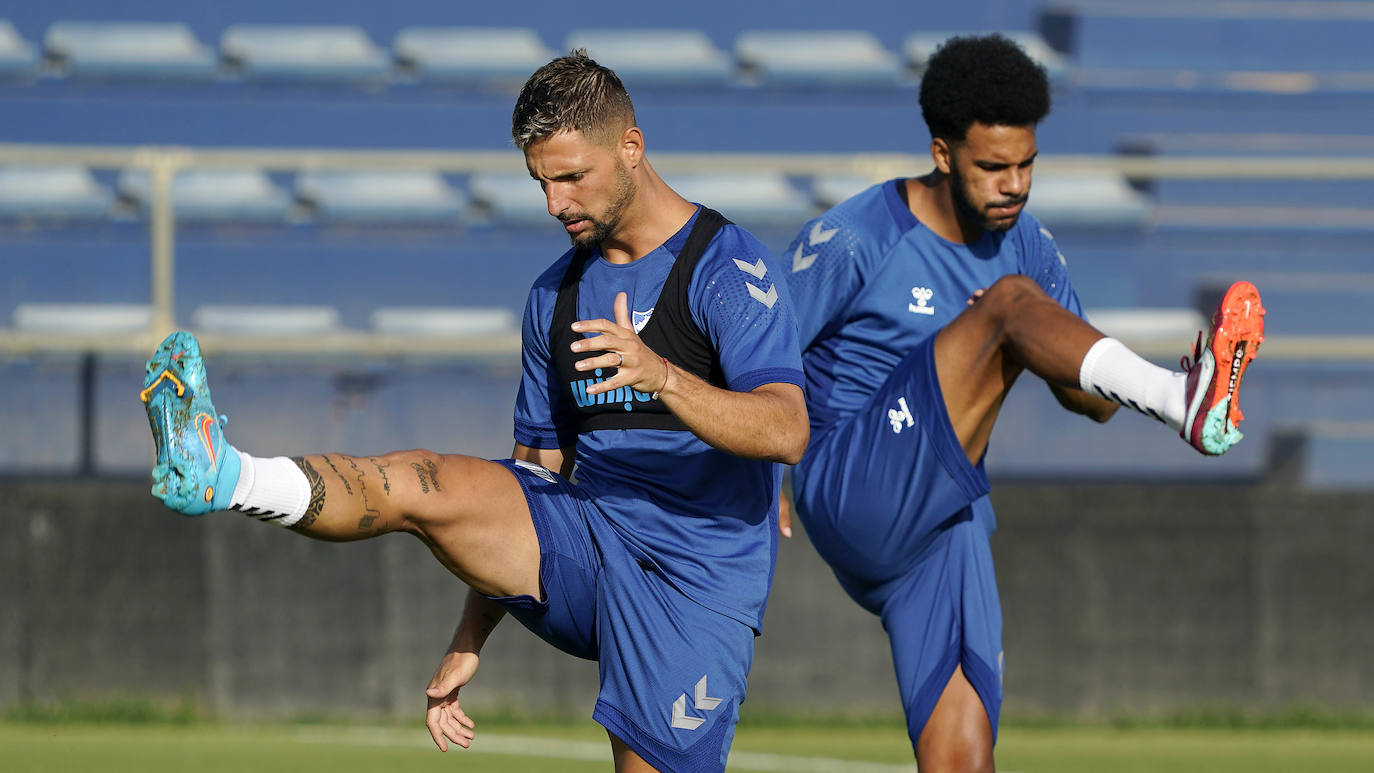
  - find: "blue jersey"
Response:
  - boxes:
[514,207,804,630]
[786,179,1085,433]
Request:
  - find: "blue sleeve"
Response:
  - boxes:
[1021,221,1086,320]
[782,214,868,348]
[689,227,804,394]
[512,280,579,450]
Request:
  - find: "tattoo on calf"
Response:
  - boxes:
[291,457,325,531]
[370,457,392,495]
[410,458,442,494]
[320,454,353,495]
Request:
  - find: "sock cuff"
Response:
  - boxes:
[230,452,310,527]
[1078,337,1122,394]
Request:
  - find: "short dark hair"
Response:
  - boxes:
[918,34,1050,143]
[511,50,637,150]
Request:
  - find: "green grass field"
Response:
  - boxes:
[4,718,1374,772]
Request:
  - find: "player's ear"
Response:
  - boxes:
[931,137,953,175]
[619,126,644,169]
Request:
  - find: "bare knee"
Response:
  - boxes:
[916,734,994,773]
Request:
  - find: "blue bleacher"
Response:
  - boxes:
[905,30,1069,83]
[393,27,553,85]
[0,166,113,220]
[734,30,906,88]
[0,20,37,77]
[220,24,389,82]
[44,21,217,80]
[564,29,733,88]
[117,168,292,222]
[295,170,464,223]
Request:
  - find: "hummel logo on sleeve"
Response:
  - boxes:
[792,220,839,272]
[888,396,915,434]
[733,256,777,308]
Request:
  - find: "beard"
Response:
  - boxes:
[949,164,1026,234]
[563,161,636,248]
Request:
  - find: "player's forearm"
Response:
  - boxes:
[660,368,808,464]
[448,589,507,655]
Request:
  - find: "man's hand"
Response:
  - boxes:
[424,650,479,751]
[571,291,671,398]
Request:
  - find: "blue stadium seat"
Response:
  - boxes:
[564,29,732,87]
[1294,421,1374,490]
[0,166,112,220]
[44,21,217,80]
[371,306,518,337]
[118,168,292,222]
[1084,307,1205,347]
[295,170,465,223]
[0,20,37,77]
[220,25,389,82]
[393,26,552,85]
[192,305,343,336]
[809,173,878,209]
[1027,171,1152,229]
[12,303,152,334]
[1197,272,1374,336]
[904,30,1069,83]
[734,30,904,87]
[670,173,815,224]
[467,173,549,225]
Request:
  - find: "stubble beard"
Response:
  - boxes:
[567,162,637,248]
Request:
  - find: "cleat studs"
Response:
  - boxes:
[204,486,214,503]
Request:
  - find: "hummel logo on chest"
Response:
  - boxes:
[909,287,935,316]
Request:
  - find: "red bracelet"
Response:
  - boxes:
[651,357,670,400]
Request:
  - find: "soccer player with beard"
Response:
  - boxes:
[781,35,1264,771]
[141,51,807,773]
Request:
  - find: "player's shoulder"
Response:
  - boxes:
[696,221,779,274]
[529,246,580,294]
[795,179,911,259]
[1010,211,1068,268]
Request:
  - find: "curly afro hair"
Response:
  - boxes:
[919,34,1050,143]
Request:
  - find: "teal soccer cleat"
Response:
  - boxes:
[140,331,240,515]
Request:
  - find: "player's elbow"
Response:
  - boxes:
[773,421,809,466]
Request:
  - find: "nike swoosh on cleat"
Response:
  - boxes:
[196,413,219,470]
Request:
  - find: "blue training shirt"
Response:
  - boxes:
[514,207,804,631]
[786,179,1085,434]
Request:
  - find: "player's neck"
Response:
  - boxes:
[599,161,698,264]
[906,173,985,245]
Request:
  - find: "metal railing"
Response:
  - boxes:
[3,142,1374,360]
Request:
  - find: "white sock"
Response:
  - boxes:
[229,450,311,527]
[1078,337,1188,431]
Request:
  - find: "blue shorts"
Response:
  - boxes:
[488,459,755,773]
[793,335,1003,744]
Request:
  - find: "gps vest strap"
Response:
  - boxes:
[551,207,730,433]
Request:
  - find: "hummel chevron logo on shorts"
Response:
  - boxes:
[670,676,723,731]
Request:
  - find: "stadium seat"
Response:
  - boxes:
[394,26,552,84]
[43,21,217,80]
[295,170,465,223]
[1084,307,1205,346]
[12,303,152,334]
[370,306,518,337]
[563,29,732,87]
[1027,171,1152,229]
[669,173,815,224]
[809,173,878,209]
[0,20,37,77]
[192,305,342,336]
[734,30,904,87]
[220,25,389,82]
[1294,421,1374,490]
[1196,271,1374,336]
[117,168,292,222]
[0,166,112,220]
[467,173,550,225]
[904,30,1070,83]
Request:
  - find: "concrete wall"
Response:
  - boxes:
[2,477,1371,721]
